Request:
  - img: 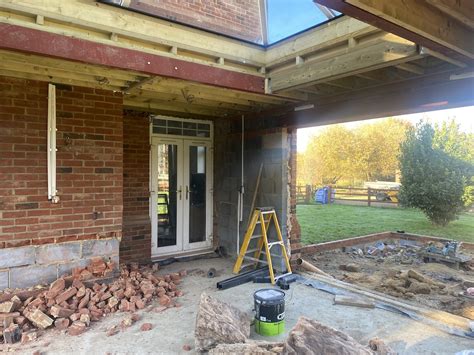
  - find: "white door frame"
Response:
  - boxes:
[183,139,213,251]
[150,136,184,256]
[150,117,213,258]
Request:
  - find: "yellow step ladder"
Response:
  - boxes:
[233,207,292,284]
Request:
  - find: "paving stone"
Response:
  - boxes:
[36,243,81,264]
[82,239,119,258]
[0,246,35,268]
[10,265,58,289]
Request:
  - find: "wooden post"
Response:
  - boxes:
[368,187,371,207]
[305,184,311,204]
[327,186,332,204]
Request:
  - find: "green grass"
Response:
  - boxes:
[297,204,474,245]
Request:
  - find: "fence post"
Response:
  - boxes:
[305,184,311,204]
[367,187,371,207]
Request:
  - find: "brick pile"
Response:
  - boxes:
[0,261,185,344]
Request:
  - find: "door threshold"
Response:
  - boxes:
[151,247,215,261]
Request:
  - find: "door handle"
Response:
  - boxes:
[175,187,182,200]
[186,185,189,200]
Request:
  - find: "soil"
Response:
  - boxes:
[309,239,474,319]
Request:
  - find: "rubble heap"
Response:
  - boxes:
[0,260,185,344]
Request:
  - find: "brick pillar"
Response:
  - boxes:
[121,111,151,263]
[288,128,301,249]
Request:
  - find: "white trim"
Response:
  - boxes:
[183,140,213,251]
[150,116,214,258]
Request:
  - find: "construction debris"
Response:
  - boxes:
[285,316,373,355]
[194,293,251,352]
[209,341,285,354]
[0,261,186,344]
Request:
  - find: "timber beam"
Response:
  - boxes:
[0,23,265,94]
[283,75,474,128]
[314,0,474,61]
[269,34,421,92]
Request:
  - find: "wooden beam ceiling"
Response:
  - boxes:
[314,0,474,61]
[425,0,474,29]
[269,34,421,92]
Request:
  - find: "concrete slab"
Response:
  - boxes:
[8,258,474,354]
[0,246,35,268]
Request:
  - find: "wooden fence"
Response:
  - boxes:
[296,185,399,206]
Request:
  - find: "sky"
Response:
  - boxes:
[266,0,336,43]
[297,106,474,152]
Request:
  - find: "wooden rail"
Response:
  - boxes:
[296,185,399,206]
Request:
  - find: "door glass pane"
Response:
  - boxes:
[157,144,178,247]
[188,146,207,243]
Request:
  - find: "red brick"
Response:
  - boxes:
[0,76,123,250]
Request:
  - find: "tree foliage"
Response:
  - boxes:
[398,122,470,226]
[298,118,410,185]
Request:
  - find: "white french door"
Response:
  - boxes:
[150,135,213,257]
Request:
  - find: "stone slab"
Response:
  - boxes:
[0,246,35,269]
[10,265,57,289]
[0,270,9,290]
[82,239,119,258]
[36,243,81,264]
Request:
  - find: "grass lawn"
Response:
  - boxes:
[297,204,474,245]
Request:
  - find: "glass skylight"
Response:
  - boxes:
[267,0,342,44]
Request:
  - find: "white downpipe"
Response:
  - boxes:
[47,84,59,203]
[237,115,245,256]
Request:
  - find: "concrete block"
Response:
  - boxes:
[36,242,81,264]
[57,259,90,278]
[0,246,35,269]
[10,265,57,289]
[0,270,9,290]
[82,239,119,258]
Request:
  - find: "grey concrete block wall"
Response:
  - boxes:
[0,238,120,290]
[214,118,290,266]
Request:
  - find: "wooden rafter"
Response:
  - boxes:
[315,0,474,60]
[269,34,421,92]
[426,0,474,29]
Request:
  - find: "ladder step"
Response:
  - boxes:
[274,272,293,281]
[268,241,283,248]
[245,248,260,254]
[250,234,263,239]
[243,256,268,264]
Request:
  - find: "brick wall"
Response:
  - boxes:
[0,76,123,288]
[121,111,151,263]
[127,0,263,43]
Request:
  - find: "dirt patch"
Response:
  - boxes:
[308,239,474,319]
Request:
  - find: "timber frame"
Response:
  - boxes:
[0,0,472,121]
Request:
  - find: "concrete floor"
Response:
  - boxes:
[6,257,474,355]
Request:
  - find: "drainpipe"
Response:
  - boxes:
[47,84,60,204]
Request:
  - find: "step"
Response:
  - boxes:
[243,256,268,264]
[268,241,283,248]
[274,272,293,281]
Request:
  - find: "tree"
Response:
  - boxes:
[303,125,355,184]
[433,119,474,208]
[298,118,411,185]
[399,122,469,226]
[352,118,411,181]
